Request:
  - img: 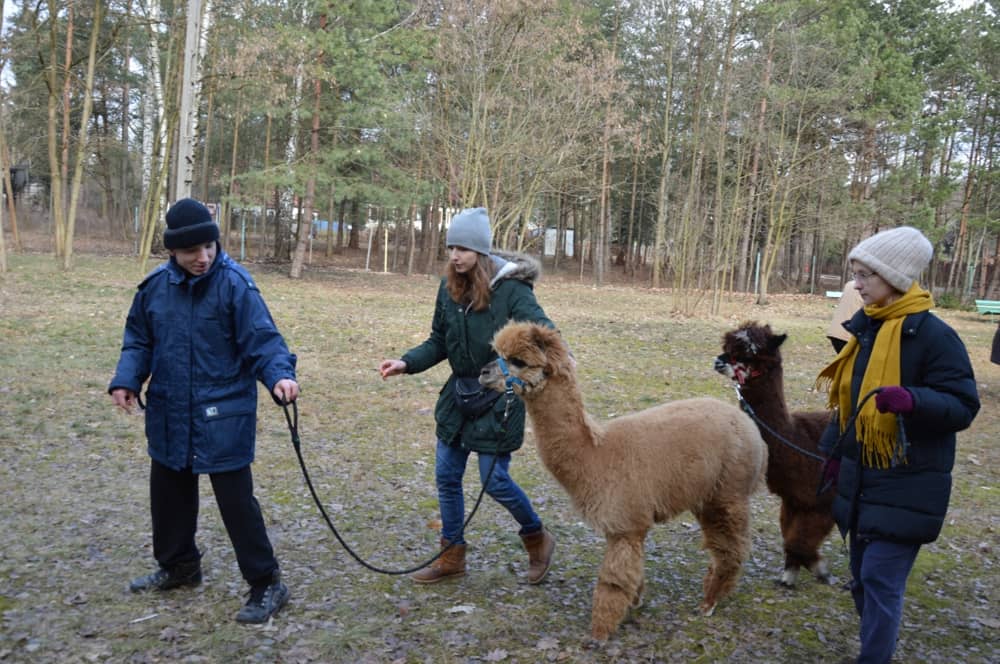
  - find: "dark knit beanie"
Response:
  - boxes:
[163,198,219,250]
[848,226,933,292]
[446,207,492,255]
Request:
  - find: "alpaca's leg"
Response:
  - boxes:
[590,533,645,641]
[799,508,836,583]
[696,500,751,616]
[630,536,646,609]
[780,504,835,585]
[778,501,802,586]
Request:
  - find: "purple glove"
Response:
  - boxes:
[875,386,914,414]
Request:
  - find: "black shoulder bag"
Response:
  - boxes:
[453,376,501,418]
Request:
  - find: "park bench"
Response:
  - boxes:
[974,300,1000,317]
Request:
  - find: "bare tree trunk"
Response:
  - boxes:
[46,0,68,259]
[56,0,75,257]
[624,130,642,277]
[594,6,619,287]
[62,0,104,270]
[173,0,205,201]
[952,94,985,300]
[220,93,242,246]
[710,0,740,313]
[739,24,774,294]
[199,87,214,200]
[0,129,18,251]
[137,0,169,269]
[290,67,323,279]
[280,52,305,261]
[325,183,335,257]
[652,14,675,289]
[423,201,442,274]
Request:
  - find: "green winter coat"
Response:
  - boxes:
[400,252,554,454]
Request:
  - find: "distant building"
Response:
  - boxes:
[544,228,574,257]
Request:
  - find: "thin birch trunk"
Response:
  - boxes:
[62,0,104,270]
[56,0,74,257]
[652,0,676,289]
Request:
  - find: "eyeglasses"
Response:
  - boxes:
[852,270,879,283]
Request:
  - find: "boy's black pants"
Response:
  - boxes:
[149,459,278,586]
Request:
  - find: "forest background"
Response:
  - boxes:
[0,0,998,307]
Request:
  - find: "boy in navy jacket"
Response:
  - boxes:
[110,198,299,624]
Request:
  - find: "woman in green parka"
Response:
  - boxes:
[379,207,557,585]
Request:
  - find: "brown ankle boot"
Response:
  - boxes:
[412,538,467,584]
[520,528,555,584]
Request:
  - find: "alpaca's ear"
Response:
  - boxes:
[528,324,550,354]
[769,333,787,350]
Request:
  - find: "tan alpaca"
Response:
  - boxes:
[481,321,767,641]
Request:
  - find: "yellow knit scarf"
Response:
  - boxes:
[815,283,933,468]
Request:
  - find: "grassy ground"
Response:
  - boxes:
[0,252,997,663]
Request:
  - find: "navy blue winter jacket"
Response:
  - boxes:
[820,309,979,544]
[109,248,297,473]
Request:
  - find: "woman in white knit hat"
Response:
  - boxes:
[815,226,980,663]
[379,208,558,585]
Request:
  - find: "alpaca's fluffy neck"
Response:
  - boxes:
[741,363,792,428]
[523,374,602,484]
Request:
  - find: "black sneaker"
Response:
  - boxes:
[129,563,202,593]
[235,572,289,624]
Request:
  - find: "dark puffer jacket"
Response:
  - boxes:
[401,252,554,454]
[109,248,297,473]
[819,309,979,544]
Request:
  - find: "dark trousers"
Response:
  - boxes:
[849,536,921,664]
[150,459,278,586]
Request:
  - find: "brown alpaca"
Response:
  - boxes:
[714,322,835,586]
[481,321,767,641]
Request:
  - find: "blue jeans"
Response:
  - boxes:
[849,536,921,664]
[434,440,543,545]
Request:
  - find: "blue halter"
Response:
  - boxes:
[495,356,525,392]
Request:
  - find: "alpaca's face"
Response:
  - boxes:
[714,323,785,387]
[480,321,568,398]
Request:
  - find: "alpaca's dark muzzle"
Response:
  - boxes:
[714,354,732,376]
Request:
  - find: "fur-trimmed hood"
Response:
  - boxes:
[489,251,541,290]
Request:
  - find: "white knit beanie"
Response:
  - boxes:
[446,208,492,255]
[848,226,933,293]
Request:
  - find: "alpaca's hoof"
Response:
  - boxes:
[779,568,799,587]
[589,624,613,643]
[700,601,716,617]
[630,581,645,610]
[811,560,831,583]
[583,636,607,650]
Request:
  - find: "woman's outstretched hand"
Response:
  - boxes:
[379,359,407,380]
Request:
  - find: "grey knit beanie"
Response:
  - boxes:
[848,226,933,293]
[164,198,219,250]
[446,207,492,255]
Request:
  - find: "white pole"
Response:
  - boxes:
[365,226,373,271]
[754,251,761,295]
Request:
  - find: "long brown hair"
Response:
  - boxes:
[446,254,495,311]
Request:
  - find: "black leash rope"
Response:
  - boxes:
[816,388,909,495]
[732,384,826,463]
[829,387,909,464]
[281,386,519,575]
[730,385,909,495]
